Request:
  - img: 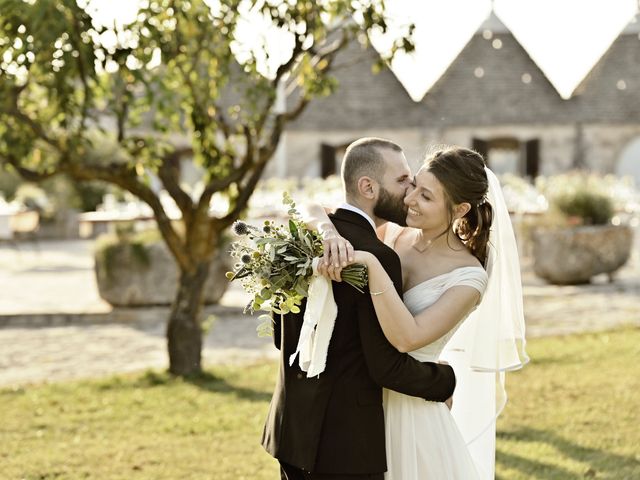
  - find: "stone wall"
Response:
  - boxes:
[267,128,427,177]
[278,123,640,179]
[273,29,640,180]
[424,124,576,175]
[582,125,640,173]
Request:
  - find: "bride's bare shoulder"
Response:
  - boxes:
[376,222,410,243]
[450,250,483,270]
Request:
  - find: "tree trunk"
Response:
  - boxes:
[167,260,212,376]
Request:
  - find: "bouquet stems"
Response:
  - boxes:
[338,264,368,293]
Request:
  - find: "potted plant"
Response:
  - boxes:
[95,227,232,306]
[531,172,633,284]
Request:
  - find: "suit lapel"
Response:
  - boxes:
[330,209,377,236]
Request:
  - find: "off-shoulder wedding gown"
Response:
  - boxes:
[383,225,488,480]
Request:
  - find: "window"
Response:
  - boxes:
[472,137,539,179]
[320,142,352,178]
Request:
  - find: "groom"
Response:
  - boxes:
[262,137,456,479]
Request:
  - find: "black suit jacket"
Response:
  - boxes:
[261,209,456,475]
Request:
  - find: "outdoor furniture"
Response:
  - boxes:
[10,210,40,240]
[77,210,157,238]
[0,209,40,250]
[0,212,12,241]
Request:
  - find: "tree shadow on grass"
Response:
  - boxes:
[181,370,273,403]
[96,369,273,403]
[496,426,640,479]
[496,449,581,480]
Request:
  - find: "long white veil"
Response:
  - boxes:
[440,167,529,479]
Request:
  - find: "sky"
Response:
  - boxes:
[87,0,640,101]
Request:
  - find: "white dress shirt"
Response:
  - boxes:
[337,203,377,232]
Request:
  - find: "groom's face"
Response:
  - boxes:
[373,149,412,226]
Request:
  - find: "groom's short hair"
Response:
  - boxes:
[341,137,403,198]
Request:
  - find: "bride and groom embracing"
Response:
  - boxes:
[261,138,528,479]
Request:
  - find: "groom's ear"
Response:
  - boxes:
[357,176,377,200]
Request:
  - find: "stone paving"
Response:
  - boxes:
[0,235,638,387]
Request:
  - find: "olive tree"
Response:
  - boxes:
[0,0,411,375]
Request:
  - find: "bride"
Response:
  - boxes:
[310,146,528,479]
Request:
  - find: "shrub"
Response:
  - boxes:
[94,229,159,282]
[536,171,616,226]
[552,190,614,225]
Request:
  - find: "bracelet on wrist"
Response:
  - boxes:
[370,281,394,296]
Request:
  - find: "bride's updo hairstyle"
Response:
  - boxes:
[424,146,493,266]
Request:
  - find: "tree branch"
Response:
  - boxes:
[197,126,255,215]
[157,146,195,223]
[252,13,311,137]
[69,8,92,135]
[0,153,58,182]
[114,80,130,144]
[212,103,234,140]
[262,30,350,163]
[218,154,269,230]
[218,29,351,229]
[68,161,191,269]
[5,107,60,151]
[273,33,307,86]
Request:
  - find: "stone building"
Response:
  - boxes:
[266,14,640,184]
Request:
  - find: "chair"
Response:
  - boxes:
[8,210,40,250]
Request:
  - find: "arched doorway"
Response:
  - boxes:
[617,137,640,187]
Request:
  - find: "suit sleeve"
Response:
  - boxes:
[357,249,456,402]
[272,311,282,350]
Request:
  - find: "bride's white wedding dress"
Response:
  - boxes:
[383,225,488,480]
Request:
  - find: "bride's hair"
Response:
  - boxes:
[424,146,493,266]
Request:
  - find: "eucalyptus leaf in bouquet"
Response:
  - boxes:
[227,193,367,336]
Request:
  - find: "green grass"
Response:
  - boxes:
[496,328,640,479]
[0,365,280,479]
[1,328,639,479]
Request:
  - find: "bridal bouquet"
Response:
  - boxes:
[227,193,368,337]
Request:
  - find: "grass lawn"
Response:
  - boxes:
[1,328,639,479]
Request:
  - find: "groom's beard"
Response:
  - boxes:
[373,187,408,226]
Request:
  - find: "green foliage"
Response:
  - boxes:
[0,0,415,372]
[0,164,21,199]
[0,0,415,244]
[228,193,367,322]
[553,190,614,226]
[13,183,49,212]
[536,171,616,226]
[73,181,109,212]
[13,176,110,219]
[0,0,413,199]
[95,229,160,282]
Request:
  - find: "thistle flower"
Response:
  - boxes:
[232,221,250,236]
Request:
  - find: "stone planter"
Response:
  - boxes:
[532,225,633,284]
[95,235,232,307]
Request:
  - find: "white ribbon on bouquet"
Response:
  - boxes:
[289,257,337,377]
